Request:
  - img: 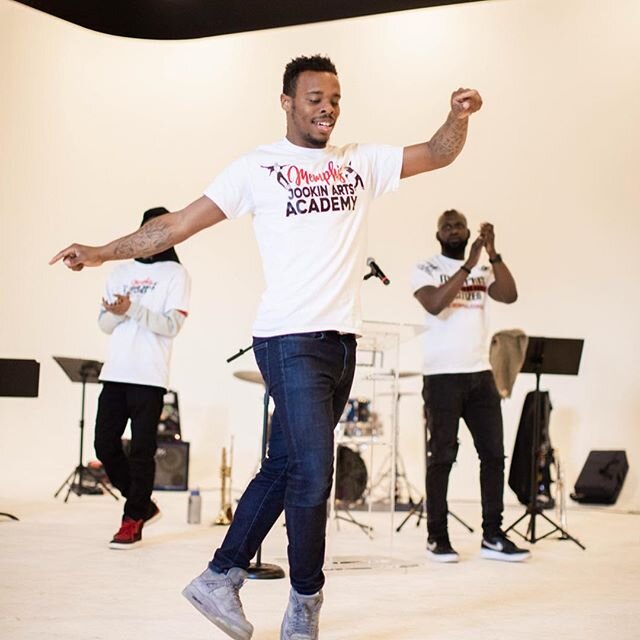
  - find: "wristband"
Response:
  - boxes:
[489,254,503,264]
[460,265,471,275]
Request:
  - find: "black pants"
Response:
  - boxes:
[422,370,505,539]
[94,381,164,520]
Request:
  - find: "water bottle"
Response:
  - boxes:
[187,488,202,524]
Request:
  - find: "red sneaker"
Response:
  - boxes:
[109,516,144,550]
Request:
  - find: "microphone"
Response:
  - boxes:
[366,257,390,285]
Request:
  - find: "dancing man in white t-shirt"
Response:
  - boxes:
[51,56,482,640]
[95,207,190,550]
[411,209,530,564]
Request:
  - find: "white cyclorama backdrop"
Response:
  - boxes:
[1,0,638,512]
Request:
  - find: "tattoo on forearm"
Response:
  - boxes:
[113,218,171,259]
[428,117,468,160]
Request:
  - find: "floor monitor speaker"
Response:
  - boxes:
[571,450,628,505]
[122,439,190,491]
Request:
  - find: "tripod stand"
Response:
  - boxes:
[53,356,118,502]
[1,358,41,521]
[504,337,585,549]
[365,388,422,510]
[396,405,473,534]
[396,497,474,533]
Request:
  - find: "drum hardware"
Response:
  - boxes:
[396,407,473,532]
[340,397,383,438]
[377,391,418,397]
[364,389,422,509]
[395,497,475,533]
[233,370,265,385]
[228,344,285,579]
[213,443,234,526]
[343,419,382,438]
[362,370,421,381]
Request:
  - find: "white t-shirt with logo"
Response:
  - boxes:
[99,260,191,388]
[411,254,495,375]
[204,138,403,337]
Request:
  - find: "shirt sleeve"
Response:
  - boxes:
[411,261,438,293]
[125,305,186,337]
[203,156,254,219]
[164,266,191,314]
[98,309,127,334]
[357,144,403,198]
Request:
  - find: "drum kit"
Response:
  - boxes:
[233,369,423,512]
[339,397,383,438]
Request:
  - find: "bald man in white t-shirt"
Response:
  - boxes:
[411,209,529,565]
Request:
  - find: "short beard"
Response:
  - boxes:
[291,104,329,148]
[439,236,468,260]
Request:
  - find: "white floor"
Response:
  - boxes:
[1,491,638,640]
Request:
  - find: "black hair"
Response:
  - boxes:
[282,55,338,97]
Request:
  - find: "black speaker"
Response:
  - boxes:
[571,450,629,505]
[154,441,190,491]
[122,439,190,491]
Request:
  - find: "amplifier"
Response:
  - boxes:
[122,439,190,491]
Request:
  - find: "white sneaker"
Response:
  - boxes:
[481,532,531,562]
[426,537,460,563]
[280,589,323,640]
[182,567,254,640]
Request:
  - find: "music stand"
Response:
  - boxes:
[0,358,40,521]
[52,356,118,502]
[504,337,585,549]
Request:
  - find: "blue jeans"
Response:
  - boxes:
[211,331,356,594]
[422,371,505,539]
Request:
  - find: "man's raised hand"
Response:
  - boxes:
[451,88,483,120]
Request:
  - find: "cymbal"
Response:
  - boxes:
[233,370,264,385]
[398,371,422,378]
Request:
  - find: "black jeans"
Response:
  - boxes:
[94,381,165,520]
[422,370,505,539]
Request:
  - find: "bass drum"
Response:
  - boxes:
[335,445,367,503]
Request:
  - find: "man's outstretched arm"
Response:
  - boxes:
[401,88,483,179]
[49,196,226,271]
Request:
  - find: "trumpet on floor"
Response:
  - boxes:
[214,445,234,526]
